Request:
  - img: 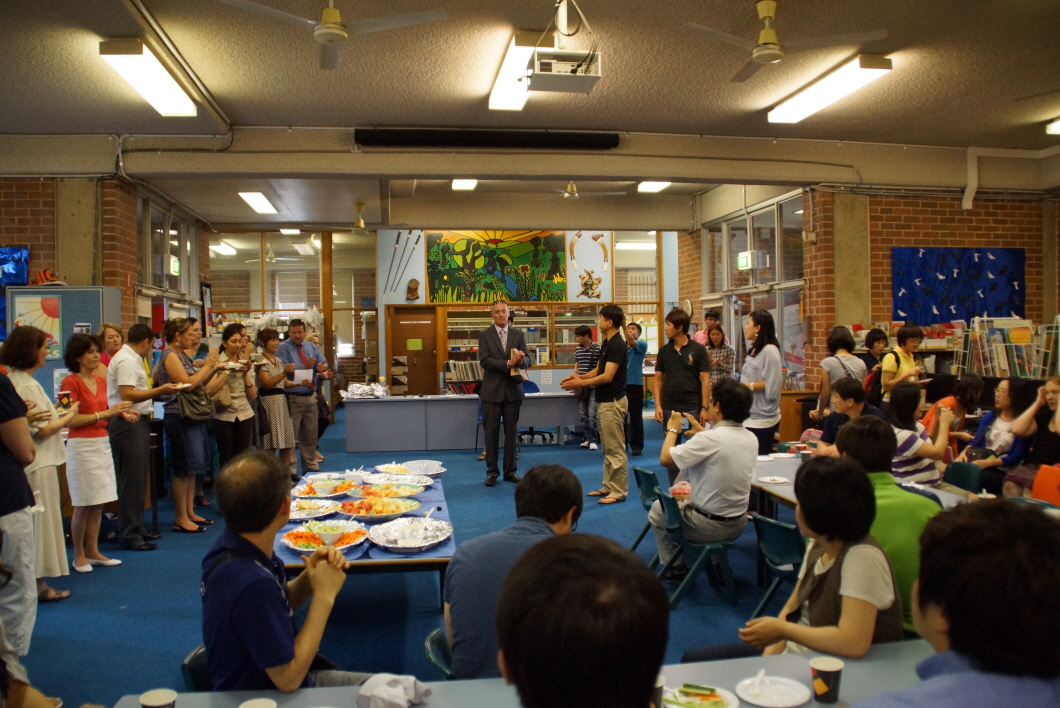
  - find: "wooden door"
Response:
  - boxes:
[389,306,439,395]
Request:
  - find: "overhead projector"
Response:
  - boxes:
[526,49,602,93]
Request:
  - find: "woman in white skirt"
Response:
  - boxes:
[0,326,78,602]
[61,334,134,573]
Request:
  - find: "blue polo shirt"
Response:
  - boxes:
[201,528,307,691]
[277,338,327,396]
[443,517,555,679]
[626,339,648,386]
[853,650,1060,708]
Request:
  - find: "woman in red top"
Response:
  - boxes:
[97,323,124,368]
[61,333,134,573]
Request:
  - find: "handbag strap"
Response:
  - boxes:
[832,355,856,379]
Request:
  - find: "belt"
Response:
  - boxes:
[692,507,744,522]
[285,392,314,397]
[258,388,285,397]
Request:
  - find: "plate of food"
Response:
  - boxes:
[402,460,446,476]
[291,479,357,498]
[374,462,409,475]
[338,497,421,522]
[288,498,341,520]
[346,483,425,499]
[756,455,774,462]
[364,473,434,487]
[770,452,796,459]
[306,472,352,483]
[662,683,739,708]
[367,517,453,554]
[281,519,368,552]
[757,476,791,485]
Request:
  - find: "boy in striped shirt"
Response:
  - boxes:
[574,326,601,450]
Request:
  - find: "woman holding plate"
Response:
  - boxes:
[213,323,256,470]
[256,328,297,473]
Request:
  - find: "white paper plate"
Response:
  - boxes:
[291,483,349,499]
[288,499,341,519]
[346,483,425,499]
[662,686,739,708]
[734,675,811,708]
[758,476,790,485]
[364,473,434,487]
[756,455,774,462]
[280,519,368,552]
[770,452,796,459]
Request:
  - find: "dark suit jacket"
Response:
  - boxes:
[478,325,531,403]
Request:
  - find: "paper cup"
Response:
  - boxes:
[57,391,71,409]
[139,689,177,708]
[809,656,844,704]
[650,674,665,708]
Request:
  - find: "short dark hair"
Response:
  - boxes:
[628,322,642,336]
[515,465,583,525]
[703,309,721,321]
[497,534,668,708]
[918,500,1060,679]
[599,304,624,329]
[887,381,924,431]
[574,325,593,339]
[712,378,752,423]
[665,308,691,336]
[826,326,856,355]
[288,319,306,331]
[864,328,889,351]
[832,376,866,404]
[64,333,102,373]
[952,374,984,412]
[794,456,876,543]
[0,326,47,371]
[1002,377,1038,417]
[836,415,897,474]
[220,323,244,352]
[126,323,155,346]
[215,452,291,534]
[257,327,280,346]
[896,323,923,346]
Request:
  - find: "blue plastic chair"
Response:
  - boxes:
[180,644,212,691]
[944,462,983,494]
[630,466,662,553]
[424,628,455,680]
[1008,496,1060,512]
[651,491,738,609]
[518,379,554,444]
[749,513,805,619]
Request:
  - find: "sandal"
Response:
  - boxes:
[598,496,627,505]
[38,584,70,602]
[587,488,609,497]
[477,451,486,461]
[194,495,211,507]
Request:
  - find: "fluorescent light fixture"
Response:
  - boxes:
[615,242,657,250]
[452,179,478,190]
[311,237,321,249]
[169,229,178,235]
[99,39,197,117]
[238,192,278,214]
[490,32,554,111]
[280,229,300,235]
[209,242,236,256]
[169,240,179,246]
[768,54,892,124]
[794,209,803,214]
[1048,119,1060,135]
[293,243,315,256]
[637,182,671,193]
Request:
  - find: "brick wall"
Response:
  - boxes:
[801,190,834,388]
[0,178,56,276]
[677,230,703,326]
[335,268,377,385]
[100,178,139,328]
[211,271,253,310]
[196,227,211,285]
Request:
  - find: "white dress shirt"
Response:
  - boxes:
[107,344,152,415]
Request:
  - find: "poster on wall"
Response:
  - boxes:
[565,231,613,302]
[891,247,1025,325]
[425,230,567,302]
[12,294,62,359]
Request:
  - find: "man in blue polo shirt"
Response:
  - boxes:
[201,452,371,691]
[444,465,583,679]
[624,321,648,456]
[277,319,334,476]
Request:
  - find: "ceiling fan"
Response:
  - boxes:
[687,0,887,83]
[349,201,371,236]
[245,243,301,263]
[546,181,627,200]
[213,0,447,69]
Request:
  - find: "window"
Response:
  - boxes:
[727,218,751,289]
[751,210,777,284]
[137,195,197,297]
[704,225,724,293]
[779,197,804,281]
[149,206,167,289]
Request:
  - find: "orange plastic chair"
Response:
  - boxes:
[1031,465,1060,507]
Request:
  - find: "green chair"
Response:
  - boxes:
[944,462,983,494]
[1008,496,1060,511]
[651,491,738,609]
[424,628,456,680]
[749,513,805,620]
[631,466,663,552]
[180,644,212,692]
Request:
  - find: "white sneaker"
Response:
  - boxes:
[589,443,598,450]
[580,441,589,448]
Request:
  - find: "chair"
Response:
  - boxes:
[1031,465,1060,507]
[518,380,555,444]
[943,462,983,494]
[180,644,212,692]
[473,398,526,452]
[1008,496,1060,512]
[749,513,806,619]
[630,466,662,553]
[424,628,456,680]
[650,491,738,609]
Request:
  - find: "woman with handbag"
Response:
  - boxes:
[956,377,1036,495]
[213,323,256,470]
[811,326,868,421]
[156,318,222,534]
[256,328,297,472]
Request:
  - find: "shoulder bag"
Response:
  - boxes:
[178,386,215,423]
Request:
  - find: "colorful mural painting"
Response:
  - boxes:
[426,230,567,302]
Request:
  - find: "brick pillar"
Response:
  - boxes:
[802,189,834,389]
[100,178,140,329]
[0,178,56,276]
[677,230,703,326]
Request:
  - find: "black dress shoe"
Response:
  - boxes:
[503,473,521,484]
[660,565,690,583]
[631,448,643,456]
[121,541,158,551]
[141,531,162,541]
[485,475,498,487]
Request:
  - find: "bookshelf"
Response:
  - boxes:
[961,317,1057,379]
[553,305,599,366]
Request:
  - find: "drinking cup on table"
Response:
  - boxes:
[238,700,277,708]
[139,689,177,708]
[650,674,666,708]
[809,656,844,704]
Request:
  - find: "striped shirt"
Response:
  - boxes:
[891,423,941,483]
[574,342,601,376]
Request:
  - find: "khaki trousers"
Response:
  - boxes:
[597,396,629,498]
[286,394,319,474]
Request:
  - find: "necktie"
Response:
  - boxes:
[499,327,507,353]
[297,344,316,390]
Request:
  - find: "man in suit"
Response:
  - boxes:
[479,300,531,487]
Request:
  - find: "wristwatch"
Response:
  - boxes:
[666,428,681,434]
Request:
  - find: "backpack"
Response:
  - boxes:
[865,351,900,407]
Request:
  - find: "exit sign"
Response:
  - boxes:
[736,251,753,270]
[168,255,181,276]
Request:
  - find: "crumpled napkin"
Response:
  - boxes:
[356,673,432,708]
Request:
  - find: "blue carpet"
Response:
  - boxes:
[23,409,792,707]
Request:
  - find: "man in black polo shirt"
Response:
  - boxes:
[654,309,711,478]
[562,305,628,504]
[815,376,887,458]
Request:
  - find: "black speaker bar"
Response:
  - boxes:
[354,128,620,151]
